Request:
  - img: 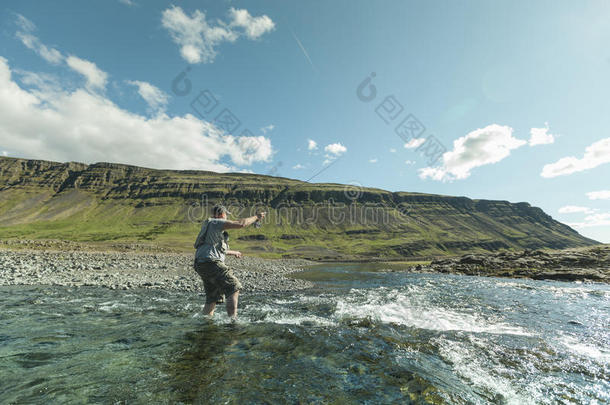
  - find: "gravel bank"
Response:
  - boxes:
[0,250,314,292]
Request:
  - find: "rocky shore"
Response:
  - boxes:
[0,249,314,292]
[412,245,610,282]
[1,240,608,291]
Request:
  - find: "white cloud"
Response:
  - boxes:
[404,138,425,149]
[292,163,305,169]
[405,160,415,165]
[419,124,526,181]
[15,14,35,31]
[15,14,63,64]
[558,205,595,214]
[228,8,275,40]
[0,57,273,172]
[161,6,237,64]
[161,6,274,64]
[324,142,347,156]
[66,55,108,91]
[529,123,555,146]
[389,148,396,153]
[567,213,610,229]
[587,190,610,200]
[14,14,106,93]
[322,143,347,166]
[307,139,318,150]
[260,124,274,134]
[541,137,610,178]
[126,80,169,114]
[15,70,61,93]
[118,0,136,6]
[227,136,273,166]
[369,158,378,163]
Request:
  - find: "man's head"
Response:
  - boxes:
[212,204,230,219]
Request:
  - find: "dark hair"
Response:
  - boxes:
[213,205,227,217]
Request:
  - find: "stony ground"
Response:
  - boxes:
[0,249,314,292]
[1,241,608,291]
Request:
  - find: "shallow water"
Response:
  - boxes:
[1,264,609,404]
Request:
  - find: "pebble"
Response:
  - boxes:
[0,250,314,293]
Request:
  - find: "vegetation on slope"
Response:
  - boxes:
[0,157,598,259]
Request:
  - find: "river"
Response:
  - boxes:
[1,263,608,404]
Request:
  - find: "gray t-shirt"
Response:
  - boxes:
[194,218,227,263]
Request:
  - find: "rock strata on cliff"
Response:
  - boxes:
[0,156,599,259]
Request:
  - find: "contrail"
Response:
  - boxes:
[291,30,318,73]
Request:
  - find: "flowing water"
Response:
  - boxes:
[1,263,609,404]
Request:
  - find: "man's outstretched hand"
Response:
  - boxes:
[227,250,242,258]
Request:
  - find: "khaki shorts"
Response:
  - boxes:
[193,260,242,304]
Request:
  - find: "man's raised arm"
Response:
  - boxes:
[223,212,266,230]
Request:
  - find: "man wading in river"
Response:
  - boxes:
[193,205,266,319]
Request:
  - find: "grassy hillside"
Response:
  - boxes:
[0,157,598,259]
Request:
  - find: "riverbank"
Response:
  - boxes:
[1,240,608,289]
[0,249,314,292]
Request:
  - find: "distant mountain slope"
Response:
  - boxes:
[0,157,598,259]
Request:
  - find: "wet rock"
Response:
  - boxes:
[568,320,583,326]
[459,255,485,265]
[420,245,609,283]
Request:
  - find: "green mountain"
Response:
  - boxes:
[0,156,598,259]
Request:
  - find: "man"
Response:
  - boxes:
[193,204,266,319]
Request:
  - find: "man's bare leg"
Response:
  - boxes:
[226,291,239,319]
[203,302,216,316]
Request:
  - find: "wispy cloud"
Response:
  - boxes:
[566,212,610,229]
[404,138,425,149]
[14,14,108,94]
[126,80,169,114]
[292,163,305,169]
[369,158,378,163]
[15,14,63,64]
[541,137,610,178]
[66,55,108,91]
[260,124,274,134]
[558,205,596,214]
[587,190,610,200]
[307,139,318,150]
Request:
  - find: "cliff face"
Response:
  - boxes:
[0,156,598,259]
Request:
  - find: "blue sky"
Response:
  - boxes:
[1,0,609,242]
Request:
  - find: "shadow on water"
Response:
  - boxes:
[161,316,471,404]
[164,321,242,403]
